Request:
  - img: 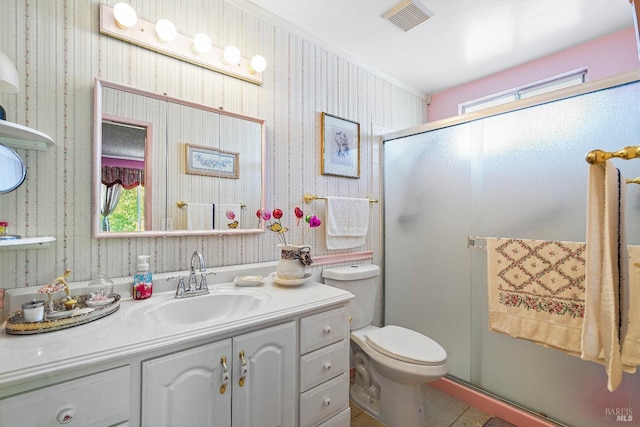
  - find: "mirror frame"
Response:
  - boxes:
[0,144,27,194]
[93,78,265,238]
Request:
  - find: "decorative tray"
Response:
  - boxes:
[5,294,121,335]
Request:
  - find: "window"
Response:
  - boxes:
[107,185,145,232]
[100,166,145,232]
[459,68,587,115]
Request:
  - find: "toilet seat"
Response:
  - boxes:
[365,325,447,366]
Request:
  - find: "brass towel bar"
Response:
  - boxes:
[177,201,246,209]
[585,146,640,184]
[303,193,379,204]
[627,177,640,185]
[585,146,640,164]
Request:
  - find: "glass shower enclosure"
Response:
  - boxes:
[384,74,640,427]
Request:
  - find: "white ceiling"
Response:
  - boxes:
[246,0,635,95]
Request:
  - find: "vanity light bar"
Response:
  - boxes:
[99,4,264,85]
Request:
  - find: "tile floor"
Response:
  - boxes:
[350,383,494,427]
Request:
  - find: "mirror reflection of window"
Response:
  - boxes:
[101,120,147,232]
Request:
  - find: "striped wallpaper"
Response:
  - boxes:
[0,0,426,291]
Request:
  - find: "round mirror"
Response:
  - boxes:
[0,144,27,194]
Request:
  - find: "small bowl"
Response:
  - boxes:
[234,275,263,287]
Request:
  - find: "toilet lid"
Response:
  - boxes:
[365,325,447,366]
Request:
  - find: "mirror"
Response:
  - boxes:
[93,79,265,237]
[0,144,27,194]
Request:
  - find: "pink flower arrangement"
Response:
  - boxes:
[257,207,321,245]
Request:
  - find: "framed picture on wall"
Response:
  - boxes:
[185,144,239,179]
[321,113,360,178]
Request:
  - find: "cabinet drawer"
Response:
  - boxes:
[318,407,350,427]
[0,366,130,427]
[300,339,349,392]
[300,307,349,354]
[299,372,349,427]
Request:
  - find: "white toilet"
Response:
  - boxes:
[322,264,448,427]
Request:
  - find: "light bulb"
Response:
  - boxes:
[249,55,266,73]
[113,3,137,29]
[155,19,177,43]
[192,33,212,54]
[222,45,241,65]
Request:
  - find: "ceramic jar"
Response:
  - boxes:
[22,299,45,322]
[276,244,312,279]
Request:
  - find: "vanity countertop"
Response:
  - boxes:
[0,278,353,389]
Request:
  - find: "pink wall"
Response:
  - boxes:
[428,27,640,122]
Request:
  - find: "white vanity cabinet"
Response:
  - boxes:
[298,307,351,427]
[0,365,131,426]
[0,277,354,427]
[141,321,296,427]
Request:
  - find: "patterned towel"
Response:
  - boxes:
[487,237,586,355]
[622,246,640,366]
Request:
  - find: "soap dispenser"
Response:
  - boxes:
[133,255,153,300]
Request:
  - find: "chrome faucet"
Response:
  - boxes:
[188,250,207,291]
[170,251,215,298]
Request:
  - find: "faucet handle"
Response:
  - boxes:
[199,273,208,291]
[174,276,186,297]
[197,271,217,291]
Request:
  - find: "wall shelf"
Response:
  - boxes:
[0,122,55,250]
[0,236,56,250]
[0,120,55,151]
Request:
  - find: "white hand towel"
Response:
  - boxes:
[187,203,214,230]
[325,197,369,250]
[218,204,242,229]
[581,160,629,391]
[622,246,640,367]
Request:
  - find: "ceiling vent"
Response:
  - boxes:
[383,0,433,32]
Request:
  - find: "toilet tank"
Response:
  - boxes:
[322,264,380,330]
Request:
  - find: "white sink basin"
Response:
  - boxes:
[127,288,270,325]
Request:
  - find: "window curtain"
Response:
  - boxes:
[100,166,144,231]
[101,183,122,231]
[101,166,144,189]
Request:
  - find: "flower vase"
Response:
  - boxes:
[276,244,312,279]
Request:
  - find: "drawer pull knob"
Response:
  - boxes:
[323,398,331,407]
[323,326,332,335]
[57,409,76,424]
[323,362,332,370]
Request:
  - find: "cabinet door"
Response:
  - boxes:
[232,321,297,427]
[142,339,232,427]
